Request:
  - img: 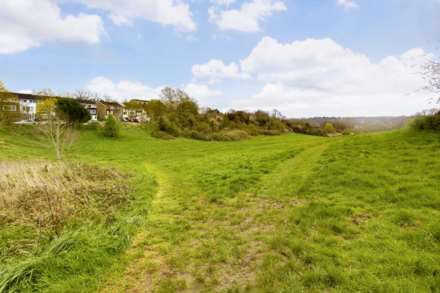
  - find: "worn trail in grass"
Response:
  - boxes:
[101,141,332,292]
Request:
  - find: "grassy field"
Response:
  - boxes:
[0,125,439,292]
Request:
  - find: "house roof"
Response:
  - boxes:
[4,92,50,100]
[99,100,123,107]
[76,98,98,104]
[130,99,149,104]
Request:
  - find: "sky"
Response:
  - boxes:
[1,0,439,117]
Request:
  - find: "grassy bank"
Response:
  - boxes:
[1,125,439,291]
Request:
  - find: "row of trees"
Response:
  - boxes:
[134,87,290,141]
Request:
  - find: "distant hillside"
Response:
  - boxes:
[289,116,410,132]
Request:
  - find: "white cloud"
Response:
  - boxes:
[69,0,196,32]
[211,0,237,6]
[209,0,286,32]
[195,37,431,117]
[192,59,246,83]
[0,0,104,54]
[85,77,162,102]
[337,0,359,11]
[184,83,223,106]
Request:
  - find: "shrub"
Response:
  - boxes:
[412,113,440,131]
[186,130,212,141]
[158,116,181,137]
[212,130,249,141]
[258,129,283,136]
[151,130,176,140]
[323,122,337,134]
[103,115,120,138]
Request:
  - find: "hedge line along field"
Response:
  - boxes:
[0,125,439,292]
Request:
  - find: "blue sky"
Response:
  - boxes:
[1,0,439,117]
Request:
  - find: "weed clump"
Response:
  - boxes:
[0,161,131,251]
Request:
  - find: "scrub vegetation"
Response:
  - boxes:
[0,124,439,292]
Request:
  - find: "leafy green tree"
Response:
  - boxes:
[103,115,120,138]
[145,100,168,120]
[323,122,336,134]
[56,98,91,127]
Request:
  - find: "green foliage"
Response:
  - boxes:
[151,130,176,140]
[103,115,120,138]
[412,112,440,131]
[323,122,336,134]
[211,129,250,141]
[143,88,295,141]
[56,98,91,126]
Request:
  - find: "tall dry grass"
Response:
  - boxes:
[0,161,130,232]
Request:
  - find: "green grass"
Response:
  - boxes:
[1,125,439,292]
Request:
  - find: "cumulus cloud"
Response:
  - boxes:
[192,59,246,83]
[69,0,196,32]
[85,77,162,102]
[337,0,359,11]
[0,0,104,54]
[209,0,286,32]
[195,37,432,117]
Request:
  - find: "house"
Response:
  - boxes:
[122,99,150,122]
[97,100,124,121]
[77,99,98,121]
[0,92,50,121]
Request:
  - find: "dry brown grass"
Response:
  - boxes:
[0,161,131,232]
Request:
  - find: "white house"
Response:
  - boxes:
[77,99,98,121]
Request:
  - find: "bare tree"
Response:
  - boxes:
[424,59,440,105]
[37,98,76,160]
[72,89,100,101]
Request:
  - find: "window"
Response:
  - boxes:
[1,105,17,111]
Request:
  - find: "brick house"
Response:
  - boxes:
[97,100,124,121]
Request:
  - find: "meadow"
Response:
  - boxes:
[0,125,439,292]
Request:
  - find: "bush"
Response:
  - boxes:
[412,113,440,131]
[212,130,249,141]
[258,129,283,136]
[103,115,120,138]
[158,116,181,137]
[151,130,176,140]
[186,130,212,141]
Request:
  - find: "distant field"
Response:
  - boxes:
[0,126,439,292]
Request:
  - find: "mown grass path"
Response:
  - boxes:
[100,141,332,292]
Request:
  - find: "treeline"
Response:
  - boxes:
[140,88,289,141]
[412,109,440,131]
[134,87,351,141]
